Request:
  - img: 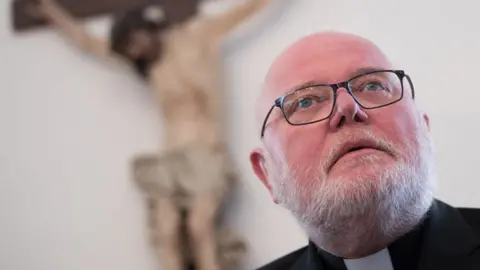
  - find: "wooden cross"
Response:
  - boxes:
[11,0,201,32]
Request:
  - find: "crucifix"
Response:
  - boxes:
[12,0,278,269]
[11,0,199,32]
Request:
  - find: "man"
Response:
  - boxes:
[249,31,480,270]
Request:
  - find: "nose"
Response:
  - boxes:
[329,87,368,129]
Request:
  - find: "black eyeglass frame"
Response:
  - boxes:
[260,69,415,138]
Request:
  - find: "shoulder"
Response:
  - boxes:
[170,16,209,38]
[256,246,308,270]
[457,206,480,235]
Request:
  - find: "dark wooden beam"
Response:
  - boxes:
[11,0,200,33]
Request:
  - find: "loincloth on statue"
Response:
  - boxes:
[132,145,236,208]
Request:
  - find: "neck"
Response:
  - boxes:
[308,214,424,259]
[311,227,394,259]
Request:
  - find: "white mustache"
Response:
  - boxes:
[322,128,398,172]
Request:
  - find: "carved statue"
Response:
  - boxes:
[28,0,274,269]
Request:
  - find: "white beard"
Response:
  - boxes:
[266,117,437,256]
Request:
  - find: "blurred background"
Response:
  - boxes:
[2,0,480,269]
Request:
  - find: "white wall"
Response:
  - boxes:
[2,0,480,269]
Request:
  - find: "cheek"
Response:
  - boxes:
[276,121,329,168]
[372,103,424,155]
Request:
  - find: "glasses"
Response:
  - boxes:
[260,69,415,138]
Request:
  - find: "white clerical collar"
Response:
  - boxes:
[343,248,394,270]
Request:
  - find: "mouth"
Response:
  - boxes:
[327,139,393,172]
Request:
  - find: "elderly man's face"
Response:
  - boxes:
[250,33,436,242]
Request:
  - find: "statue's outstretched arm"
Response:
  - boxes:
[36,0,123,64]
[201,0,271,40]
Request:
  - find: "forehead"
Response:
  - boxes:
[264,34,392,100]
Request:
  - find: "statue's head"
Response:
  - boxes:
[109,0,204,78]
[110,6,170,77]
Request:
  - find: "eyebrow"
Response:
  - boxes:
[287,66,387,92]
[351,66,386,77]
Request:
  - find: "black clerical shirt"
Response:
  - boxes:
[257,199,480,270]
[313,216,426,270]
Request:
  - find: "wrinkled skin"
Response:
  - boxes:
[250,32,437,259]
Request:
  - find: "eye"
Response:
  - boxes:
[293,95,327,110]
[361,81,387,91]
[297,97,314,108]
[286,95,327,114]
[282,86,333,118]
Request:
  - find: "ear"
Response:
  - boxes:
[249,147,278,204]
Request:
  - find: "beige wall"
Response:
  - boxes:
[2,0,480,269]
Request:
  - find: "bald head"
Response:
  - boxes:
[256,31,392,129]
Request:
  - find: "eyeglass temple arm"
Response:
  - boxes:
[260,104,276,138]
[404,74,415,99]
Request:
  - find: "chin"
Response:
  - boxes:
[327,154,396,181]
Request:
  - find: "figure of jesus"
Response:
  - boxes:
[32,0,274,269]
